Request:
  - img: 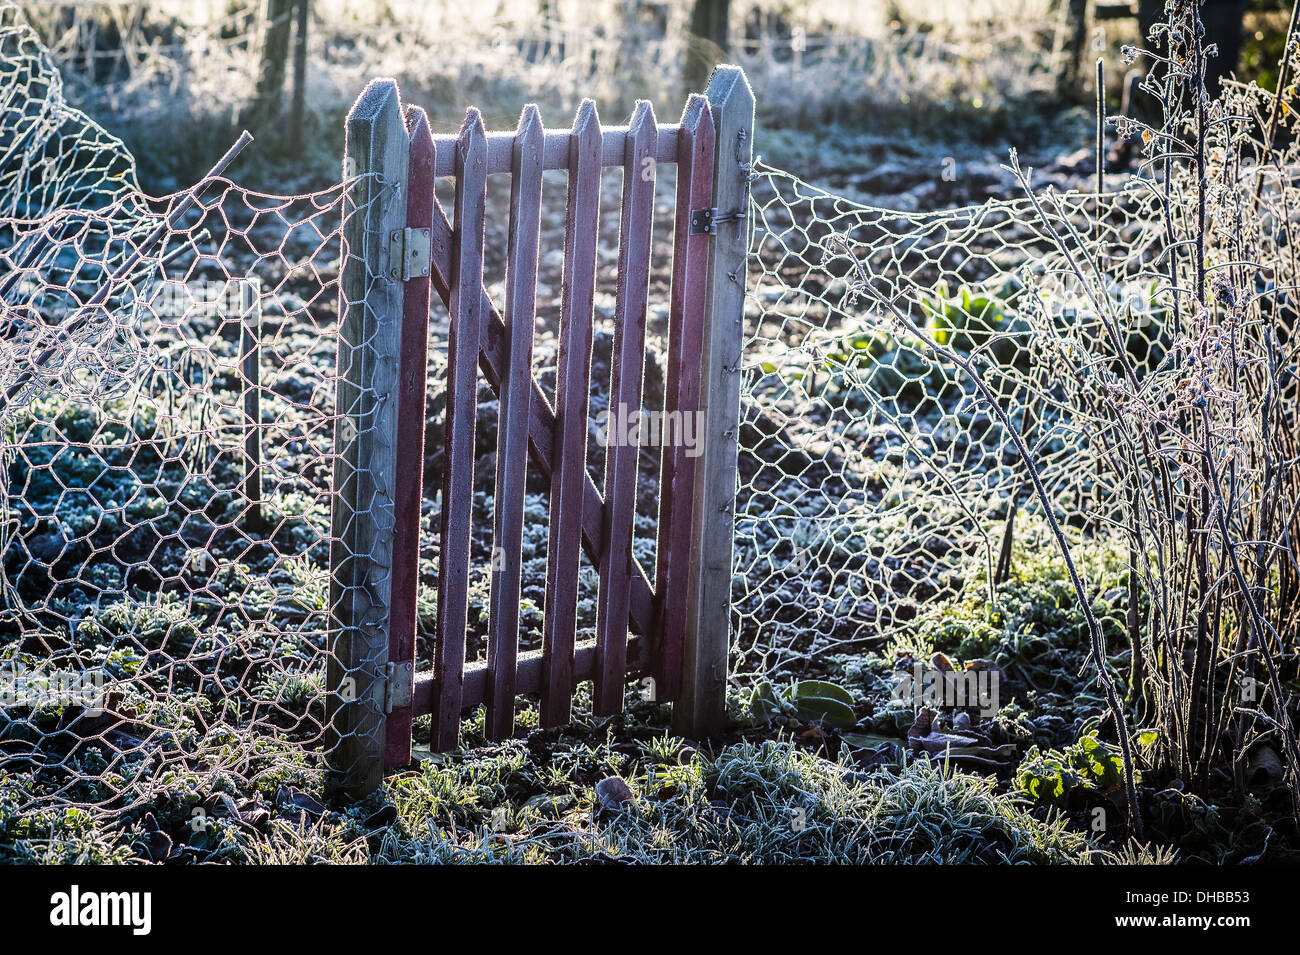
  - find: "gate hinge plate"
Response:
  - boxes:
[389,227,431,281]
[690,207,718,235]
[385,660,414,712]
[690,206,746,236]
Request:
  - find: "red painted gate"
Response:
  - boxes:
[327,69,753,796]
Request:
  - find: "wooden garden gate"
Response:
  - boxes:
[326,68,754,797]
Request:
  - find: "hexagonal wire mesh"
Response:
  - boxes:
[0,6,389,822]
[734,160,1166,682]
[0,0,1248,828]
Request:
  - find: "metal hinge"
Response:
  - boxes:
[389,227,431,281]
[690,206,746,236]
[384,660,414,712]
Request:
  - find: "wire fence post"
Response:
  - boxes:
[239,276,264,529]
[675,65,753,738]
[326,78,409,799]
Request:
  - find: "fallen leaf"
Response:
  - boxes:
[136,813,173,863]
[275,786,326,818]
[595,776,634,810]
[362,805,398,829]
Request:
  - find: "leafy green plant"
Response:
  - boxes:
[769,314,950,408]
[922,278,1032,371]
[749,679,857,727]
[1014,733,1130,807]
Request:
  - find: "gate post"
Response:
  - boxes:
[675,66,753,738]
[326,78,409,799]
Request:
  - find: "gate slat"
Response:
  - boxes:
[594,101,657,716]
[431,108,487,751]
[654,94,714,702]
[541,99,602,728]
[485,105,544,740]
[385,105,434,768]
[412,636,649,713]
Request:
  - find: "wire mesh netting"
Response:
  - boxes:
[734,159,1167,682]
[6,0,1277,837]
[0,6,404,825]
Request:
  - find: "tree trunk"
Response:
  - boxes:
[685,0,729,94]
[1139,0,1246,94]
[245,0,294,130]
[1059,0,1089,94]
[1201,0,1247,94]
[289,0,309,159]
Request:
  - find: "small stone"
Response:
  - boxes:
[27,532,66,564]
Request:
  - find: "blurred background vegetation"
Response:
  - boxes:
[17,1,1294,193]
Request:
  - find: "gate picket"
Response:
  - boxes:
[485,106,544,740]
[594,101,657,716]
[431,108,487,751]
[541,100,602,728]
[653,94,714,702]
[385,105,434,768]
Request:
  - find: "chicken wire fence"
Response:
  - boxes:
[0,6,396,823]
[734,160,1166,682]
[0,0,1173,824]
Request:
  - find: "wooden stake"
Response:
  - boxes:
[326,78,408,799]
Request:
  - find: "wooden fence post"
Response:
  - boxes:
[674,65,753,737]
[326,78,408,799]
